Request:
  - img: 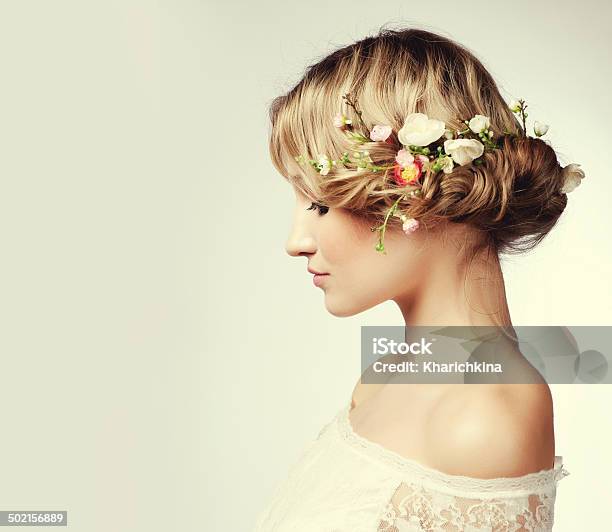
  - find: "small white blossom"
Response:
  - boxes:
[333,113,352,128]
[534,121,550,137]
[317,154,333,175]
[443,138,485,166]
[468,114,490,134]
[509,99,522,113]
[439,156,454,174]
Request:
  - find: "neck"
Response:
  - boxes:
[394,244,512,327]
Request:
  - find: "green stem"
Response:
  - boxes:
[374,194,406,253]
[520,100,528,137]
[369,164,397,172]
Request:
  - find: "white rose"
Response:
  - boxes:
[560,163,585,194]
[398,113,446,147]
[443,139,485,166]
[468,114,490,134]
[534,121,550,137]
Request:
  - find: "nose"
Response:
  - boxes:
[285,210,317,257]
[285,233,317,257]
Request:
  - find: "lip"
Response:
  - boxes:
[308,267,329,287]
[312,273,329,287]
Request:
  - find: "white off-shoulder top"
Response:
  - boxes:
[254,402,570,531]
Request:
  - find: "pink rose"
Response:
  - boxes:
[395,148,414,167]
[370,124,392,142]
[402,218,420,235]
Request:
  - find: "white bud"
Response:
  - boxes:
[534,121,550,137]
[509,99,522,113]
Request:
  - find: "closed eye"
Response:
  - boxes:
[307,202,329,215]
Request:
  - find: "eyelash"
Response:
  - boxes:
[307,202,329,215]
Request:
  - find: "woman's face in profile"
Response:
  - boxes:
[285,185,431,317]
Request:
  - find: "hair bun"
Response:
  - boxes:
[422,135,567,254]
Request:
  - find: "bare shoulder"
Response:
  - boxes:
[425,384,555,478]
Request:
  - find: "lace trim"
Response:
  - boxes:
[336,403,570,498]
[376,482,556,531]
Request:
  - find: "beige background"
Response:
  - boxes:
[0,1,609,531]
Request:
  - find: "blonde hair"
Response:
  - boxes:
[268,27,567,256]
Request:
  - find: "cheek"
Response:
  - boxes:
[318,213,394,294]
[319,211,427,300]
[318,211,375,265]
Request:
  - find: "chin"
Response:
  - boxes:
[323,294,378,318]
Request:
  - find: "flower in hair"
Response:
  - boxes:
[296,153,337,175]
[509,98,551,139]
[443,138,485,166]
[560,163,585,194]
[534,121,550,137]
[400,215,420,235]
[395,148,415,167]
[468,115,491,134]
[370,124,392,142]
[393,151,428,186]
[293,92,584,254]
[509,99,522,113]
[398,113,446,146]
[508,99,583,194]
[334,113,352,129]
[433,155,454,174]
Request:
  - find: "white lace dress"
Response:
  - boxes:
[254,402,570,531]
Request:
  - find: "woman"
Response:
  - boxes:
[256,27,576,531]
